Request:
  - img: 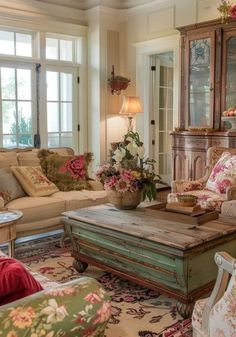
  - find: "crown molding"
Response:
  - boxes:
[34,0,170,10]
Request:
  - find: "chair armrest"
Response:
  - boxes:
[226,184,236,200]
[87,179,104,191]
[201,252,236,334]
[171,176,207,193]
[0,277,111,337]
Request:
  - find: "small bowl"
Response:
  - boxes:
[177,194,198,207]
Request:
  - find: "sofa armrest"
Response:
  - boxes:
[87,179,104,191]
[226,184,236,200]
[171,177,207,193]
[0,276,111,337]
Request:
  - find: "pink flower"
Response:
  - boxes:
[84,292,101,303]
[120,169,135,181]
[93,301,112,324]
[115,179,130,193]
[104,176,118,190]
[229,4,236,19]
[217,178,232,194]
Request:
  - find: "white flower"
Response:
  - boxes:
[41,299,68,324]
[137,146,145,159]
[113,148,126,162]
[127,142,138,156]
[113,162,121,171]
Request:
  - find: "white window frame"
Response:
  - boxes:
[0,60,37,148]
[40,64,79,152]
[0,27,39,60]
[0,27,83,152]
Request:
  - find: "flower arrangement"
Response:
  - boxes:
[94,131,163,201]
[218,0,236,23]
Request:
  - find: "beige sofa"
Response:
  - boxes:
[0,147,107,240]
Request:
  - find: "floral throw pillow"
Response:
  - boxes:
[38,150,92,191]
[11,166,59,197]
[206,152,236,194]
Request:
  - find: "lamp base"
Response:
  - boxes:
[127,116,134,131]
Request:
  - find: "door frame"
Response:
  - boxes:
[133,34,180,160]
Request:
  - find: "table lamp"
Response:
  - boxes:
[119,96,143,131]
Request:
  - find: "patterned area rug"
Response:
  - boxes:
[14,234,193,337]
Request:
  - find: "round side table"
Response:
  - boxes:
[0,210,23,257]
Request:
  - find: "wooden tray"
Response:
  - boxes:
[145,207,219,225]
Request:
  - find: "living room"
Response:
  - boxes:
[0,0,236,337]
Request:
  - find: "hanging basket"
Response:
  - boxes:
[108,75,130,95]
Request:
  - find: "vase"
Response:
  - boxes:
[221,116,236,132]
[107,189,143,210]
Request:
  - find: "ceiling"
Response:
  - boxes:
[34,0,166,10]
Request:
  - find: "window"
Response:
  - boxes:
[0,65,34,147]
[0,30,33,57]
[0,28,80,150]
[46,36,74,62]
[46,69,75,148]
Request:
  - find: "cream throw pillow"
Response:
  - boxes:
[11,166,59,197]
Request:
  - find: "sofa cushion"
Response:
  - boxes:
[206,152,236,194]
[0,167,26,204]
[51,190,108,210]
[11,166,59,197]
[17,150,40,166]
[0,257,43,305]
[38,150,92,191]
[0,151,18,168]
[7,196,65,224]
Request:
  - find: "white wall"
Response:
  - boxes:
[106,0,221,158]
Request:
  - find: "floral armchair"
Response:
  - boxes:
[168,147,236,211]
[192,251,236,337]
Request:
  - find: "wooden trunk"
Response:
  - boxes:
[63,204,236,316]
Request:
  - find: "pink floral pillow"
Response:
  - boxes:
[206,152,236,194]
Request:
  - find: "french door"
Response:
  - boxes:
[45,66,78,151]
[0,62,36,148]
[150,53,174,186]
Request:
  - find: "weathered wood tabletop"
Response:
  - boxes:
[63,204,236,250]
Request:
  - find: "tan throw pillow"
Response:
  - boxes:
[11,166,59,197]
[0,168,26,204]
[38,150,92,191]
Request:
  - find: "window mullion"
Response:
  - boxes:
[15,68,19,147]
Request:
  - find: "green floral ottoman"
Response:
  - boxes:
[0,264,111,337]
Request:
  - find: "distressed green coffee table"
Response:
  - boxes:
[62,204,236,317]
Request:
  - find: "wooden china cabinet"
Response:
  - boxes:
[171,19,236,180]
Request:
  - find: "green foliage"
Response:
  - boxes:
[10,115,32,146]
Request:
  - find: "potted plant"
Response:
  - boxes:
[94,131,164,209]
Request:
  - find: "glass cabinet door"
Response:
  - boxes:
[186,33,215,128]
[225,36,236,109]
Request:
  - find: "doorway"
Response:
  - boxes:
[150,52,174,186]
